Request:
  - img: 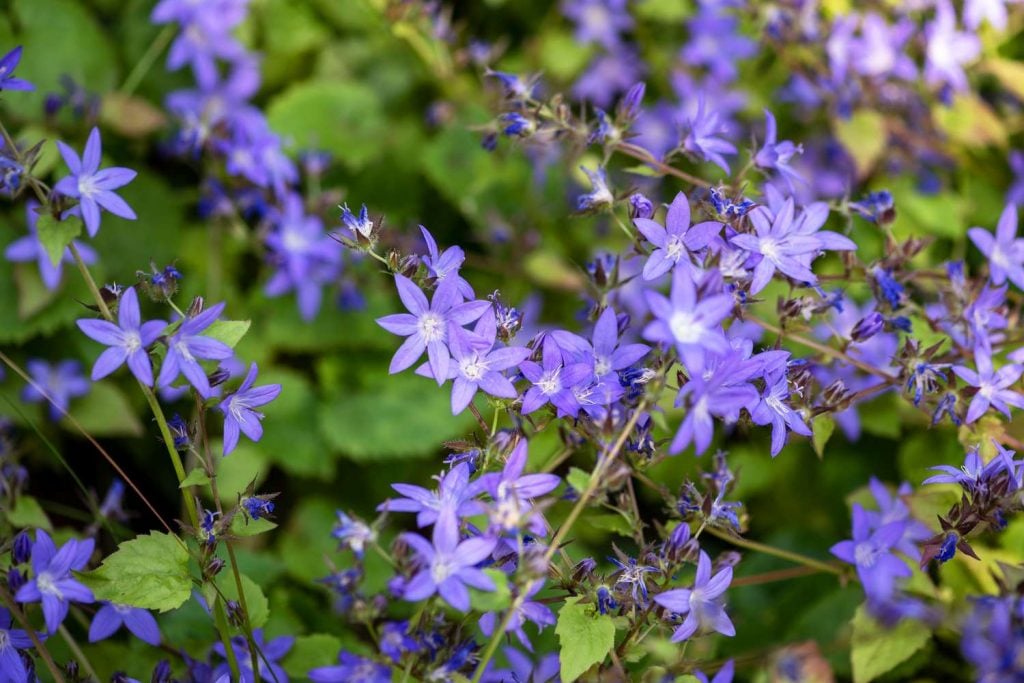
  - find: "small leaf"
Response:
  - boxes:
[230,515,278,538]
[179,468,211,489]
[282,634,343,676]
[589,513,634,538]
[78,532,191,613]
[6,495,52,530]
[835,110,887,179]
[35,213,82,267]
[204,320,251,348]
[469,568,511,612]
[812,415,835,459]
[850,604,931,683]
[566,467,591,494]
[556,596,616,682]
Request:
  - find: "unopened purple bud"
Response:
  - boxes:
[151,660,172,683]
[225,599,243,627]
[937,532,958,563]
[208,366,231,388]
[11,530,31,564]
[629,192,654,220]
[204,557,226,579]
[7,567,25,592]
[618,81,646,120]
[572,557,597,583]
[44,93,63,117]
[851,312,884,341]
[481,132,498,152]
[596,585,618,615]
[664,523,692,561]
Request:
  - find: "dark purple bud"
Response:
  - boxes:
[208,366,231,388]
[44,93,63,117]
[203,557,226,580]
[481,132,498,152]
[7,567,25,592]
[242,496,275,521]
[186,296,205,318]
[937,532,958,562]
[618,81,646,120]
[151,660,172,683]
[596,585,618,615]
[225,599,243,627]
[572,557,597,583]
[629,192,654,220]
[65,661,79,678]
[167,413,190,451]
[851,312,884,342]
[11,530,31,564]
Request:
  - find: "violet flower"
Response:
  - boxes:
[76,287,167,386]
[754,110,804,190]
[730,200,822,294]
[830,504,911,601]
[0,46,33,91]
[15,530,94,633]
[310,652,392,683]
[218,363,282,456]
[519,336,593,417]
[750,367,811,457]
[0,608,41,681]
[401,512,497,612]
[22,359,90,420]
[53,127,137,237]
[376,275,490,383]
[213,629,294,683]
[634,191,723,280]
[378,462,486,527]
[952,349,1024,424]
[653,550,734,642]
[968,203,1024,290]
[88,602,161,646]
[157,302,234,399]
[479,440,561,535]
[479,580,555,651]
[420,226,475,299]
[924,0,981,94]
[681,98,736,174]
[642,269,733,371]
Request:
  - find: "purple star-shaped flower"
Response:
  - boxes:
[88,602,161,646]
[15,530,94,633]
[924,0,981,94]
[4,201,98,290]
[218,363,282,456]
[830,504,911,602]
[377,275,490,383]
[0,46,34,91]
[754,110,804,190]
[0,607,43,681]
[479,580,555,651]
[378,462,486,527]
[968,203,1024,290]
[642,269,733,371]
[750,367,811,457]
[952,348,1024,424]
[479,439,561,535]
[420,226,474,300]
[730,199,822,294]
[653,550,734,642]
[76,287,167,386]
[22,359,90,420]
[416,310,531,415]
[157,302,234,399]
[681,97,736,174]
[310,652,392,682]
[519,336,593,418]
[864,478,932,562]
[53,127,137,237]
[401,513,497,612]
[634,192,722,280]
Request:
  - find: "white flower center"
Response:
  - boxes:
[459,355,487,381]
[990,245,1011,270]
[594,355,612,377]
[538,368,562,395]
[175,340,194,363]
[666,236,684,262]
[0,630,9,650]
[760,238,780,261]
[78,175,98,198]
[418,312,445,343]
[37,572,63,599]
[431,557,455,584]
[123,331,141,353]
[282,228,309,254]
[854,542,877,568]
[669,311,701,344]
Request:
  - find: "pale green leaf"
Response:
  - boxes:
[567,467,591,494]
[812,415,835,459]
[78,532,191,613]
[204,320,251,348]
[36,214,82,268]
[179,469,211,489]
[556,596,616,682]
[469,569,511,612]
[282,634,343,676]
[6,495,52,530]
[835,111,887,179]
[850,604,931,683]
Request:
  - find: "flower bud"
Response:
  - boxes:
[11,530,31,565]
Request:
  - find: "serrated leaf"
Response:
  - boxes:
[812,415,835,459]
[78,532,191,613]
[556,596,616,682]
[204,320,251,348]
[217,573,269,628]
[179,469,211,489]
[35,214,82,268]
[850,604,930,683]
[469,568,511,612]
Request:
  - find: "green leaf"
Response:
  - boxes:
[634,0,690,21]
[6,495,52,530]
[588,513,634,538]
[204,320,251,348]
[556,596,616,682]
[850,604,931,683]
[566,467,591,493]
[282,634,343,676]
[934,94,1007,148]
[217,573,270,628]
[179,469,211,489]
[230,515,279,538]
[812,415,835,459]
[984,57,1024,101]
[78,532,191,613]
[835,110,887,179]
[266,81,386,169]
[318,372,475,461]
[62,383,142,438]
[469,569,512,612]
[35,214,82,268]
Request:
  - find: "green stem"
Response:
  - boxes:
[69,242,112,320]
[704,527,847,577]
[59,623,99,680]
[214,597,242,679]
[119,24,176,96]
[142,385,199,529]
